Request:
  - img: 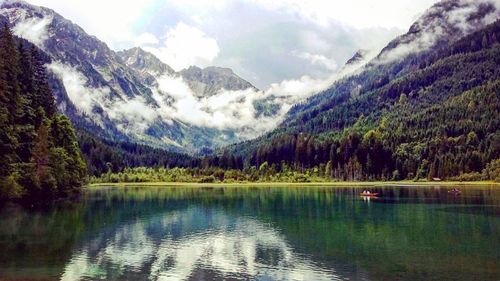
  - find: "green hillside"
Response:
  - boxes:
[226,20,500,181]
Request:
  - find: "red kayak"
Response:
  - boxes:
[360,193,379,197]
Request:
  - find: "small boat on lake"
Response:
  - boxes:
[360,191,379,197]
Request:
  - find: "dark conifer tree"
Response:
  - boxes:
[0,25,87,202]
[0,24,21,196]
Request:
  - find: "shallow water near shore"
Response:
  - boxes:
[0,185,499,281]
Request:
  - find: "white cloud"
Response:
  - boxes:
[107,97,159,134]
[133,32,159,47]
[292,51,338,71]
[46,61,109,116]
[12,15,52,47]
[249,0,439,29]
[45,51,327,140]
[47,61,159,133]
[142,22,220,71]
[154,75,271,132]
[25,0,153,49]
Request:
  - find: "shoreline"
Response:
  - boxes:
[87,181,499,188]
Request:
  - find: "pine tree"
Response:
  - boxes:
[32,120,56,197]
[0,24,21,122]
[16,43,37,162]
[0,24,21,196]
[31,46,56,118]
[50,114,87,193]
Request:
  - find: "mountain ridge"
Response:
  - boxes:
[118,46,258,97]
[179,65,257,97]
[0,0,259,153]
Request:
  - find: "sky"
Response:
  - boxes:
[24,0,439,88]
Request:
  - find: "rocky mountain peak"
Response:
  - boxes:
[345,49,370,66]
[117,47,175,77]
[179,65,257,97]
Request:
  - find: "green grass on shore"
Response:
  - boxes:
[88,180,499,189]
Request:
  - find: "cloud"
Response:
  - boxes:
[142,22,220,71]
[154,75,274,133]
[47,61,159,133]
[133,32,159,47]
[25,0,154,49]
[0,6,53,48]
[107,98,159,134]
[45,48,341,140]
[376,0,500,64]
[47,59,289,139]
[249,0,439,29]
[12,15,52,47]
[292,51,338,71]
[46,61,110,117]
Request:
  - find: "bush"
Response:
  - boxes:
[293,174,310,183]
[0,172,24,200]
[198,176,216,183]
[482,159,500,182]
[450,172,482,182]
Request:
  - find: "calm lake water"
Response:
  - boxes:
[0,185,499,281]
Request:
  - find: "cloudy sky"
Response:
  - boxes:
[25,0,438,88]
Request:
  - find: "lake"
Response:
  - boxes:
[0,185,499,281]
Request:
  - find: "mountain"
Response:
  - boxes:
[117,47,175,85]
[179,66,257,97]
[227,0,500,181]
[345,49,370,66]
[0,0,256,153]
[281,0,500,125]
[377,0,499,63]
[118,47,257,97]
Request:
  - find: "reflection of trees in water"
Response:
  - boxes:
[61,208,344,281]
[1,185,499,280]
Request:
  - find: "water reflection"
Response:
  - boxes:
[0,185,499,281]
[61,209,342,281]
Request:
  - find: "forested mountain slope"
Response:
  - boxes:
[227,19,500,181]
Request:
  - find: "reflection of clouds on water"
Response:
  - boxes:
[61,208,341,281]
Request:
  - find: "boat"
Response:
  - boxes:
[360,192,379,197]
[448,189,462,195]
